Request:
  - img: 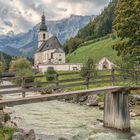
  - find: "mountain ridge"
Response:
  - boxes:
[0,15,96,58]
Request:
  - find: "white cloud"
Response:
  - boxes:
[0,0,110,35]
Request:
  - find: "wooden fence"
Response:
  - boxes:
[0,68,140,98]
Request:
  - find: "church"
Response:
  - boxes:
[34,13,82,72]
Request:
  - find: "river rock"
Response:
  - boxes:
[13,132,25,140]
[98,102,104,110]
[4,113,11,122]
[3,107,15,114]
[78,95,88,102]
[4,121,17,128]
[26,129,36,140]
[85,95,99,106]
[0,110,5,124]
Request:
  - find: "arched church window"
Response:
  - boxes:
[43,33,46,39]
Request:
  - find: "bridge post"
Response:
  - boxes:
[103,89,130,131]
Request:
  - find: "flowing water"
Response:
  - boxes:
[10,101,140,140]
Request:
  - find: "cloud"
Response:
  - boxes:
[0,0,110,35]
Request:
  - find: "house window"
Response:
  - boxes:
[59,59,62,61]
[51,53,53,59]
[59,54,61,56]
[43,33,46,39]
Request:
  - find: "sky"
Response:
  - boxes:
[0,0,110,35]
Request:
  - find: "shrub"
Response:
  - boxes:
[9,57,32,72]
[15,68,34,85]
[45,67,57,81]
[80,58,96,78]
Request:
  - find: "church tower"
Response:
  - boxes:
[38,11,49,48]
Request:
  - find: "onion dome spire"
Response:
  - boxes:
[40,9,47,31]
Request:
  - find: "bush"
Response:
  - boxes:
[80,58,96,78]
[9,57,32,72]
[45,67,57,81]
[15,68,34,85]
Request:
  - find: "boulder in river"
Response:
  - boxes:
[0,110,5,125]
[13,132,25,140]
[4,121,17,128]
[26,129,36,140]
[85,95,99,106]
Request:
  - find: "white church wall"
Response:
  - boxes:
[53,53,65,64]
[38,63,83,72]
[34,52,42,65]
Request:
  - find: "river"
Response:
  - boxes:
[2,81,140,140]
[9,101,140,140]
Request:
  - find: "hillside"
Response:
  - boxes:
[0,51,12,67]
[64,0,117,54]
[66,37,121,64]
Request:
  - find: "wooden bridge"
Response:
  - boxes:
[0,68,140,132]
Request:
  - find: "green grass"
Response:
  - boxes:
[0,127,16,140]
[66,37,121,64]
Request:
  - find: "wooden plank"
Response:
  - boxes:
[0,89,23,95]
[58,72,80,76]
[25,78,84,87]
[0,85,20,89]
[0,86,127,107]
[0,82,85,95]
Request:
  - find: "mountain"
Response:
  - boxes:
[0,15,95,58]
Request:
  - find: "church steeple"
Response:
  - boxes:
[38,10,49,48]
[42,9,45,24]
[39,10,47,31]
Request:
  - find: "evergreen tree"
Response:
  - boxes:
[113,0,140,64]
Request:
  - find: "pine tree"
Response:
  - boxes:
[113,0,140,64]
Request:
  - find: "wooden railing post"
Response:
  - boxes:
[85,73,90,89]
[22,77,26,98]
[131,69,136,86]
[56,74,59,87]
[134,70,138,86]
[111,68,115,86]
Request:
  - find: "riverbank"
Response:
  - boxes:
[0,107,36,140]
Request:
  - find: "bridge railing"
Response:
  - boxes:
[0,68,140,98]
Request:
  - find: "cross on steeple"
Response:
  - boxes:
[42,9,45,24]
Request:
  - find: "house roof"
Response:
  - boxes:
[36,36,64,53]
[97,57,116,66]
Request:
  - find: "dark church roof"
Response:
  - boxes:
[36,36,64,53]
[54,48,65,53]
